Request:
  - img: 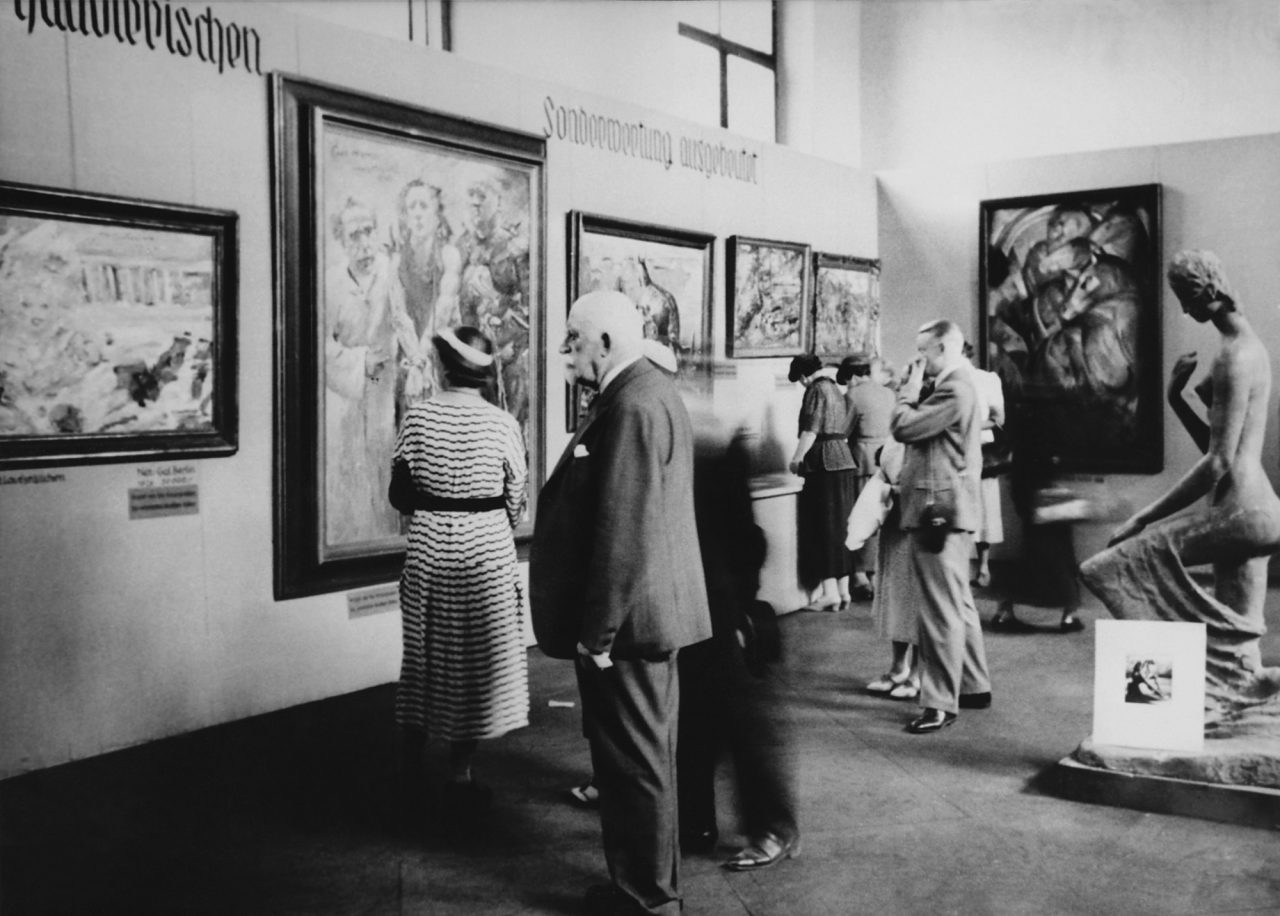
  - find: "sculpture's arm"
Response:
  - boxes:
[1168,351,1209,454]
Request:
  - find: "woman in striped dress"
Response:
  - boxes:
[389,325,529,808]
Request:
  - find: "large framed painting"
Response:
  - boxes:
[0,181,238,470]
[980,184,1162,473]
[812,253,881,360]
[726,236,811,358]
[565,212,713,430]
[271,75,545,599]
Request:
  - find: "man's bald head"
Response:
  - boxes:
[561,290,645,389]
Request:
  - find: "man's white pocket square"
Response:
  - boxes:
[573,444,590,458]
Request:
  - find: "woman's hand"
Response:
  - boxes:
[1108,515,1145,547]
[788,459,803,476]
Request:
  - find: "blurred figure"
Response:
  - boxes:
[837,354,895,600]
[389,326,529,812]
[990,394,1085,633]
[674,360,800,872]
[788,353,856,610]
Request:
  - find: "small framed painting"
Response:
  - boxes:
[565,211,714,430]
[812,253,880,360]
[726,236,811,358]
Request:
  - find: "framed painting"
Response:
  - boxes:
[726,236,811,358]
[565,211,714,431]
[271,75,545,599]
[979,184,1162,473]
[0,181,238,470]
[812,253,881,360]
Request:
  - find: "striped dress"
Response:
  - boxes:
[393,394,529,741]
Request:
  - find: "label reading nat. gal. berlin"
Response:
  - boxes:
[129,462,199,519]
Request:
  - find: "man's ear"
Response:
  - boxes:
[599,332,612,353]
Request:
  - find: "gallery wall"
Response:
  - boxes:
[860,0,1280,170]
[877,132,1280,561]
[0,3,876,777]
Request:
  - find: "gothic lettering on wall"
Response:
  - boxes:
[541,95,760,185]
[11,0,263,76]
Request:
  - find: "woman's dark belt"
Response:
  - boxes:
[815,433,846,441]
[413,494,506,512]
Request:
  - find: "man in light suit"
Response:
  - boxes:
[890,319,993,734]
[530,290,712,916]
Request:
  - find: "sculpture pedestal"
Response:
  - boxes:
[1047,736,1280,829]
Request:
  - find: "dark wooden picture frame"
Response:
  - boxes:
[0,181,238,470]
[812,252,881,360]
[979,183,1162,474]
[726,235,811,358]
[564,211,714,431]
[271,75,546,599]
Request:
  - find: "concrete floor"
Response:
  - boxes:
[2,585,1279,915]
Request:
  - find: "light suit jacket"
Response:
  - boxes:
[890,362,983,532]
[529,358,712,660]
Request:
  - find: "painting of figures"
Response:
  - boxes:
[272,76,545,599]
[566,212,713,429]
[813,253,880,359]
[727,236,811,358]
[0,182,237,469]
[980,184,1162,473]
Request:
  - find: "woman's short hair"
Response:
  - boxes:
[788,353,823,383]
[836,354,872,385]
[432,326,495,388]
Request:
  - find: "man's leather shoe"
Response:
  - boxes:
[959,691,991,709]
[906,708,956,734]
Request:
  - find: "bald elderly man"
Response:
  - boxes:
[530,290,711,916]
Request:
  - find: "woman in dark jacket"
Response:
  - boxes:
[788,353,857,610]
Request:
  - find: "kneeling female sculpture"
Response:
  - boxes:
[1080,250,1280,732]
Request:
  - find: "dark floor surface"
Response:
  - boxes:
[3,583,1280,916]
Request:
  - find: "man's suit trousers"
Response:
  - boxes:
[911,530,992,714]
[576,654,682,916]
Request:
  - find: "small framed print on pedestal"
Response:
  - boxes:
[1091,620,1206,752]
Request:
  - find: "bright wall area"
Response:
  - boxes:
[860,0,1280,170]
[877,133,1280,560]
[0,2,875,777]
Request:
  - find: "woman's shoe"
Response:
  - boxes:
[722,832,801,871]
[888,677,920,701]
[805,597,841,612]
[867,670,913,695]
[1060,614,1086,633]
